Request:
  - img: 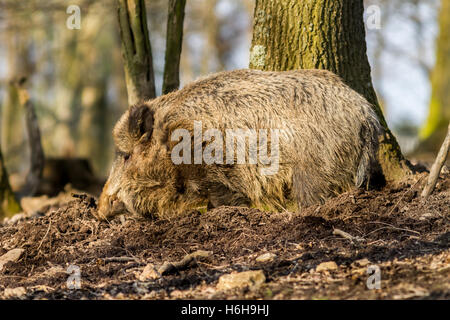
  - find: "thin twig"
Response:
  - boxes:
[103,256,138,263]
[158,250,213,275]
[37,219,52,252]
[333,228,365,242]
[365,221,420,235]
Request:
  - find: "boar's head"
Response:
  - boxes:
[96,103,182,220]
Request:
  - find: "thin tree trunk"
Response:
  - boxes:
[419,0,450,153]
[117,0,156,105]
[249,0,413,181]
[1,83,23,167]
[1,32,31,174]
[162,0,186,95]
[16,81,44,196]
[0,147,21,218]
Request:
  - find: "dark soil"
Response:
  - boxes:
[0,171,449,300]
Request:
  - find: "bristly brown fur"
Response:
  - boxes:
[97,69,383,219]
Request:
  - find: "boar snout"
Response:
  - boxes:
[97,190,127,221]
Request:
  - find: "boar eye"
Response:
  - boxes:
[116,150,131,162]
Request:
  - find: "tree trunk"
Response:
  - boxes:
[162,0,186,95]
[419,0,450,153]
[1,83,23,171]
[16,82,45,197]
[1,32,31,174]
[0,147,21,218]
[117,0,156,105]
[249,0,412,181]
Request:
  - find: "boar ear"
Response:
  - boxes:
[128,104,154,141]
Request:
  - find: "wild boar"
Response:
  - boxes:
[96,69,382,220]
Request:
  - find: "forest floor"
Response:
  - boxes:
[0,169,449,300]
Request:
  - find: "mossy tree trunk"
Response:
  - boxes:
[162,0,186,94]
[0,147,21,218]
[249,0,412,181]
[117,0,156,105]
[419,0,450,153]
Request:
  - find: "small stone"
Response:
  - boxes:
[351,268,366,279]
[139,263,160,281]
[29,285,53,293]
[354,258,370,267]
[114,293,126,300]
[7,213,27,224]
[256,253,277,263]
[0,248,25,272]
[170,289,184,299]
[217,270,265,291]
[316,261,338,272]
[3,287,26,299]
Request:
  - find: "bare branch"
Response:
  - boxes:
[422,123,450,198]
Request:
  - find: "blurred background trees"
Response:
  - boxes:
[0,147,21,217]
[365,0,444,155]
[0,0,448,216]
[418,0,450,152]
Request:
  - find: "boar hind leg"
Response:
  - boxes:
[292,168,325,211]
[355,148,385,190]
[207,183,251,210]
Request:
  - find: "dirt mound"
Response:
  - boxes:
[0,172,449,299]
